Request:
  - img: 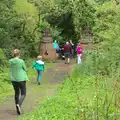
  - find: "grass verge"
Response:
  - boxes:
[18,59,120,120]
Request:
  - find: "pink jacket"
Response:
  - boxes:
[77,46,82,54]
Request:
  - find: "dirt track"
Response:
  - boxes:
[0,60,74,120]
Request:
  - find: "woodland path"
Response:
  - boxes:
[0,60,75,120]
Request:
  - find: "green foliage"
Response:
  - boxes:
[30,0,95,42]
[94,0,111,4]
[0,48,5,65]
[51,28,65,46]
[14,0,37,14]
[0,48,13,102]
[19,50,120,120]
[93,1,120,43]
[0,0,42,58]
[0,0,120,119]
[18,1,120,119]
[92,1,120,77]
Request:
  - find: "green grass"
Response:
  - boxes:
[18,58,120,120]
[18,67,94,120]
[0,66,13,102]
[0,59,55,103]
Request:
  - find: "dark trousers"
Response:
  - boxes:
[12,81,26,106]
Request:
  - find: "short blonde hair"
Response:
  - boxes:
[37,55,42,60]
[14,49,20,57]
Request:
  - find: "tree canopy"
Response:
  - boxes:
[0,0,119,57]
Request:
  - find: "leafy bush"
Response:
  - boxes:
[0,0,42,58]
[19,2,120,119]
[19,51,120,120]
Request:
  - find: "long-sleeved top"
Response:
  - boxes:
[32,60,44,71]
[77,45,82,54]
[9,57,29,82]
[53,42,59,50]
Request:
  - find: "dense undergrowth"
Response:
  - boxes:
[18,2,120,119]
[19,50,120,120]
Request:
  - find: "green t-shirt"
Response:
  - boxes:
[9,57,29,82]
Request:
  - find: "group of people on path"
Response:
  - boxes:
[53,40,83,64]
[8,40,83,115]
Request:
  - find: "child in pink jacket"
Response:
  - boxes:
[77,43,82,64]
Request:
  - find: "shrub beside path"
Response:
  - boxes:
[0,60,75,120]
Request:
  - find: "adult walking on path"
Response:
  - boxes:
[9,49,29,115]
[69,40,74,58]
[32,55,45,85]
[64,42,72,64]
[77,43,83,64]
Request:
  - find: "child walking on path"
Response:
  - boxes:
[77,43,83,64]
[32,56,44,85]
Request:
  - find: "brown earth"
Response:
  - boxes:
[0,60,75,120]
